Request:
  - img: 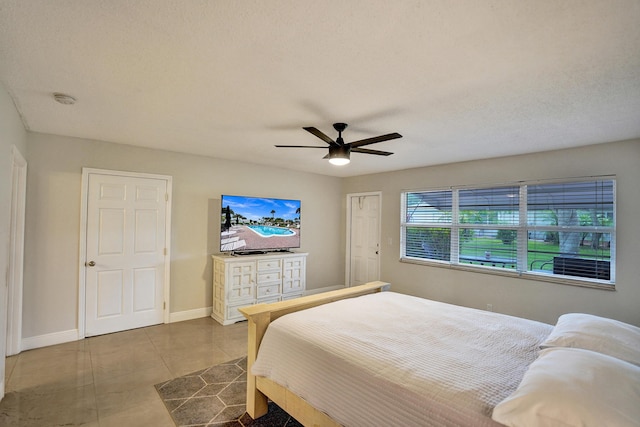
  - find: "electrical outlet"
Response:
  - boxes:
[486,304,493,312]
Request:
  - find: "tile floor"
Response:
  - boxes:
[0,317,248,426]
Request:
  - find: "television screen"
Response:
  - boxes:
[220,195,301,253]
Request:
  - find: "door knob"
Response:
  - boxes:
[86,261,96,267]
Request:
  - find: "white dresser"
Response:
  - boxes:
[211,252,307,325]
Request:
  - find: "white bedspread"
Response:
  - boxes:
[252,291,552,426]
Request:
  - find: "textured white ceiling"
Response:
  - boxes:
[1,0,639,177]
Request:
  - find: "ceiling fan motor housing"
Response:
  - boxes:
[329,143,350,159]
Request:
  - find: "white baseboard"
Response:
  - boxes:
[304,285,345,295]
[18,294,340,352]
[169,306,213,323]
[21,329,79,351]
[18,308,214,353]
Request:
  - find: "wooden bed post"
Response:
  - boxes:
[244,311,270,418]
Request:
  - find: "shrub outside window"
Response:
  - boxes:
[401,178,615,288]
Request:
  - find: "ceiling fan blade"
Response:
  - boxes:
[303,127,336,145]
[351,147,394,156]
[349,132,402,148]
[274,145,327,148]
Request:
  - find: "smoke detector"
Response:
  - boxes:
[53,93,76,105]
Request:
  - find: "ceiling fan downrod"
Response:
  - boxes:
[333,123,347,146]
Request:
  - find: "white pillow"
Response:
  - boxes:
[540,313,640,366]
[492,347,640,427]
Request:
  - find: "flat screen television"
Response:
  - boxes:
[220,194,301,254]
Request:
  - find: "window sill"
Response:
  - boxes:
[399,257,616,291]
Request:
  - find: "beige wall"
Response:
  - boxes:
[343,139,640,326]
[23,132,344,339]
[0,83,28,394]
[8,96,640,348]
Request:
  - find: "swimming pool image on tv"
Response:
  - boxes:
[220,194,301,252]
[248,225,296,237]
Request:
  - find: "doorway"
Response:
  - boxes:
[6,146,27,356]
[346,192,381,287]
[79,169,172,337]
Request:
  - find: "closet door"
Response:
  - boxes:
[348,193,381,287]
[84,171,170,336]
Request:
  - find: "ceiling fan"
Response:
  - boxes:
[275,123,402,165]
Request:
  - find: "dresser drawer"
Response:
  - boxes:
[257,296,280,305]
[256,283,280,299]
[257,271,282,284]
[281,292,303,301]
[257,259,282,271]
[227,302,252,322]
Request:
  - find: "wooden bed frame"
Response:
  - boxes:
[239,281,391,426]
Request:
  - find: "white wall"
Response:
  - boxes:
[0,83,28,397]
[23,132,344,342]
[343,139,640,326]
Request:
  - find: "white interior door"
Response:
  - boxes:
[84,171,170,337]
[347,193,381,287]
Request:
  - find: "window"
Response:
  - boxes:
[401,178,615,287]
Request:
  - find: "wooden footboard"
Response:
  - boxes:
[239,281,391,424]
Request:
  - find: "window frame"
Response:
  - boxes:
[400,177,616,290]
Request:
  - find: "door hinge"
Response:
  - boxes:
[164,248,167,256]
[165,193,169,202]
[163,301,166,310]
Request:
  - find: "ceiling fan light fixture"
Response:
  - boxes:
[328,144,350,166]
[329,156,350,166]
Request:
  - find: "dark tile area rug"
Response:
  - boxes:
[155,357,302,427]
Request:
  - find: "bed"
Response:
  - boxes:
[239,281,640,427]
